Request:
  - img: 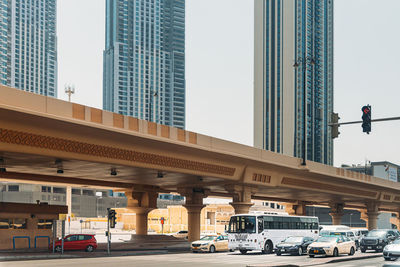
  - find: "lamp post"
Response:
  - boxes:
[64,84,75,102]
[148,90,158,122]
[293,57,315,166]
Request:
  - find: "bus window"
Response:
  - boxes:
[257,217,264,233]
[228,216,256,233]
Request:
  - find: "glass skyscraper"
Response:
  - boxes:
[254,0,334,165]
[0,0,57,97]
[103,0,185,129]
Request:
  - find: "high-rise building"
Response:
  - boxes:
[0,0,57,97]
[103,0,185,129]
[254,0,334,165]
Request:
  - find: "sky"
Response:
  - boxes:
[57,0,400,167]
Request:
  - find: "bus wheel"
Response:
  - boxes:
[240,250,247,255]
[263,240,273,254]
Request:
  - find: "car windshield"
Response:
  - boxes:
[200,236,216,241]
[393,239,400,245]
[316,236,338,242]
[228,216,256,233]
[366,230,387,237]
[284,237,303,243]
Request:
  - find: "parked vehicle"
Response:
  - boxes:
[275,236,314,256]
[319,225,351,232]
[51,234,97,252]
[173,230,188,239]
[191,235,228,253]
[384,239,400,261]
[321,231,359,249]
[307,235,356,257]
[360,229,397,253]
[227,213,319,254]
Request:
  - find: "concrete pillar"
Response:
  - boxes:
[365,202,380,231]
[179,188,208,242]
[329,203,344,225]
[184,204,205,242]
[125,188,158,235]
[226,185,257,215]
[131,208,153,235]
[285,202,307,216]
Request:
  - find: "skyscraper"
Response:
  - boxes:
[254,0,334,165]
[103,0,185,129]
[0,0,57,97]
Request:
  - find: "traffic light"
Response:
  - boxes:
[361,105,371,134]
[108,209,117,228]
[331,112,340,139]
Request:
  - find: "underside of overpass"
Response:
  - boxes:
[1,86,400,241]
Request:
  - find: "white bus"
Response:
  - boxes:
[227,213,319,254]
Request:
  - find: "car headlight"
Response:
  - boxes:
[290,245,298,249]
[384,246,388,251]
[201,243,209,246]
[322,246,331,249]
[379,239,384,243]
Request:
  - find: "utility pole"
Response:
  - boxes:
[64,85,75,102]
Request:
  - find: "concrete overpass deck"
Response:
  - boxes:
[0,85,399,240]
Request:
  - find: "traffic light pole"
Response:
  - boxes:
[329,116,400,127]
[107,209,110,255]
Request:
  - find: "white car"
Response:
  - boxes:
[307,235,356,257]
[384,239,400,261]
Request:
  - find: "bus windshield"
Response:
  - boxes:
[228,216,256,233]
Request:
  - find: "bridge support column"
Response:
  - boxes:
[329,203,344,225]
[125,188,158,235]
[226,185,257,215]
[179,188,208,242]
[365,202,380,231]
[285,202,307,216]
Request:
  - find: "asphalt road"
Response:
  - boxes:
[0,251,386,267]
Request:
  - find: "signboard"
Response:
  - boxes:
[373,165,398,182]
[389,167,398,182]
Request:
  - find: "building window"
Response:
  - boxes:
[10,219,27,229]
[53,187,66,194]
[38,219,53,229]
[41,186,51,193]
[8,185,19,192]
[0,219,10,229]
[72,189,81,195]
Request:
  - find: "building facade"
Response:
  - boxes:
[0,0,57,96]
[103,0,185,129]
[254,0,334,165]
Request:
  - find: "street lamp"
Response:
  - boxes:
[148,90,158,122]
[293,56,315,166]
[64,84,75,102]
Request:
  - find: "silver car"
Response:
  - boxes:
[384,239,400,261]
[383,257,400,267]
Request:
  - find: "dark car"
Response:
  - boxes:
[276,236,314,256]
[50,234,97,252]
[360,229,397,253]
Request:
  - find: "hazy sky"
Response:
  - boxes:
[57,0,400,167]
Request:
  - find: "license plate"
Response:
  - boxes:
[314,250,318,253]
[239,244,243,247]
[282,249,286,252]
[367,246,372,249]
[193,247,198,249]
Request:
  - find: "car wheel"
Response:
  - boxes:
[333,248,339,257]
[298,247,303,256]
[240,250,247,255]
[360,248,366,253]
[309,255,315,258]
[86,245,94,252]
[55,245,62,252]
[349,246,355,255]
[229,249,234,252]
[276,251,281,256]
[209,245,216,253]
[384,258,390,261]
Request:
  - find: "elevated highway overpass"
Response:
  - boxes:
[0,85,399,241]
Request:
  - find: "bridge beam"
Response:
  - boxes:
[329,203,344,225]
[226,185,257,215]
[180,188,208,242]
[125,188,158,235]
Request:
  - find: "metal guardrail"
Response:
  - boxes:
[12,236,30,250]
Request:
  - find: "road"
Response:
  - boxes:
[0,251,387,267]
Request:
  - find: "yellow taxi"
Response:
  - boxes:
[191,234,228,253]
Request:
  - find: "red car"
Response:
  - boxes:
[51,234,97,252]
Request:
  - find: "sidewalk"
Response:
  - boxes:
[0,235,190,262]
